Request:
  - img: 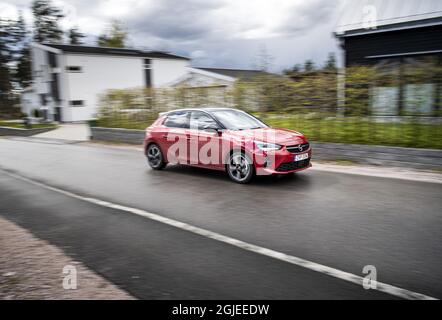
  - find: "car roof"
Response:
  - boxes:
[160,107,240,116]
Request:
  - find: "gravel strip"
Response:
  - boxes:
[0,217,135,300]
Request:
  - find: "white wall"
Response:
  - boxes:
[31,46,50,95]
[25,45,66,121]
[20,90,40,117]
[25,45,191,122]
[64,55,189,121]
[64,54,145,121]
[151,59,189,87]
[21,46,51,119]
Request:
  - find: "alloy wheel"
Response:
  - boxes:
[228,152,253,183]
[147,144,165,169]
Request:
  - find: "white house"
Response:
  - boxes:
[170,67,269,110]
[21,43,190,122]
[172,67,267,88]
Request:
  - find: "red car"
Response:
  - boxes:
[144,108,311,183]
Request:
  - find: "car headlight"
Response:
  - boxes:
[254,141,282,151]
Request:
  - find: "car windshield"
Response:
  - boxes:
[210,110,268,131]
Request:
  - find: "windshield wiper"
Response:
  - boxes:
[235,127,263,131]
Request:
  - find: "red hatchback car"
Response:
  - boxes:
[144,108,312,183]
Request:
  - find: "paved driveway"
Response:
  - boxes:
[33,123,90,141]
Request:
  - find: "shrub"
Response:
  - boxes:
[95,66,442,149]
[32,109,40,118]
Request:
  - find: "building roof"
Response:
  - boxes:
[196,67,268,80]
[335,0,442,37]
[40,43,190,60]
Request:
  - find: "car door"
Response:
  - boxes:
[161,111,190,164]
[188,111,223,168]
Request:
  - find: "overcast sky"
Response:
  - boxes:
[0,0,352,71]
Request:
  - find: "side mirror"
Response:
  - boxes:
[202,124,221,134]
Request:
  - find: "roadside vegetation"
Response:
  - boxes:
[94,64,442,150]
[0,120,57,129]
[94,113,442,149]
[259,114,442,149]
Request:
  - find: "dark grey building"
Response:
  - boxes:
[335,1,442,116]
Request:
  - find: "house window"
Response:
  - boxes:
[39,94,47,106]
[66,66,83,72]
[371,59,401,116]
[144,59,152,88]
[371,55,440,116]
[69,100,84,107]
[402,56,438,115]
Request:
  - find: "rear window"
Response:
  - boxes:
[163,111,190,128]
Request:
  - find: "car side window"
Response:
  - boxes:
[190,111,219,130]
[164,111,190,128]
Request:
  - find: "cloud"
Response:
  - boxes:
[0,0,343,70]
[126,0,338,41]
[122,0,342,68]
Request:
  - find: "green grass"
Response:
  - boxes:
[94,114,442,150]
[0,121,57,129]
[259,114,442,149]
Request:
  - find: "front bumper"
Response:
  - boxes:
[254,147,312,176]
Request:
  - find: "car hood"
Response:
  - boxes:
[226,128,307,145]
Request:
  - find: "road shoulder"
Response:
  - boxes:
[311,162,442,184]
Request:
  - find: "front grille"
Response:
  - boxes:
[286,143,310,154]
[276,159,310,172]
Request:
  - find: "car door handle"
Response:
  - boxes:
[162,133,190,140]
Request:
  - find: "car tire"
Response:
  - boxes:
[226,150,254,184]
[146,143,167,170]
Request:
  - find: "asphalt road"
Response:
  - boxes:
[0,137,441,299]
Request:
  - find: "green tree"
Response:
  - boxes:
[68,27,85,45]
[97,20,127,48]
[303,60,315,72]
[32,0,65,43]
[12,12,32,89]
[15,46,32,89]
[0,19,15,108]
[283,64,302,76]
[324,52,337,71]
[252,44,274,72]
[345,66,376,116]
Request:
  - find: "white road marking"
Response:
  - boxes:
[0,168,438,300]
